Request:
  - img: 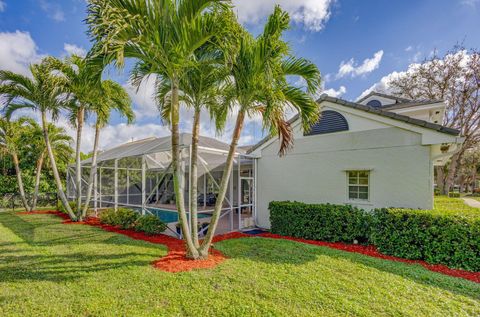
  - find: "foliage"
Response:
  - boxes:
[0,212,479,316]
[269,198,480,271]
[269,201,371,244]
[370,208,480,271]
[99,208,139,229]
[134,215,167,235]
[448,192,460,198]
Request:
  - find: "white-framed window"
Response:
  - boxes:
[347,170,370,201]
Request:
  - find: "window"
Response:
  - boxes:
[347,171,369,201]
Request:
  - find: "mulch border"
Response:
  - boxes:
[15,210,480,283]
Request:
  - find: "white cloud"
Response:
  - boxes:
[337,50,384,79]
[322,85,346,98]
[39,0,65,22]
[232,0,334,32]
[63,43,87,57]
[0,1,6,12]
[405,46,413,52]
[123,76,159,120]
[0,31,43,76]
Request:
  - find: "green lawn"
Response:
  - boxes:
[434,196,480,217]
[0,212,479,316]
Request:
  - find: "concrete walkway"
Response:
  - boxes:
[461,197,480,208]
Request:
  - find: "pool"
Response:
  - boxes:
[143,207,211,223]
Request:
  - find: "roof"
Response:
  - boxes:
[381,100,444,111]
[82,133,234,164]
[247,95,460,154]
[356,91,413,104]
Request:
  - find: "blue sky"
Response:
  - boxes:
[1,0,480,151]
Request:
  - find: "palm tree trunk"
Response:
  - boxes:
[199,110,245,258]
[171,78,199,259]
[81,122,100,219]
[75,107,85,218]
[12,151,31,212]
[190,109,201,248]
[41,111,76,221]
[31,151,45,211]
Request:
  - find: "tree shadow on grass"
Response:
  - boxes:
[0,251,160,283]
[216,237,480,301]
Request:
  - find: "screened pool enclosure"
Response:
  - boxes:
[67,134,256,237]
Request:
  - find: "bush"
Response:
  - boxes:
[134,215,167,235]
[269,201,371,244]
[99,208,139,229]
[449,192,460,198]
[371,208,480,271]
[99,208,118,225]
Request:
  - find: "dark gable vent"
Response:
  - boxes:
[304,110,349,136]
[366,99,382,108]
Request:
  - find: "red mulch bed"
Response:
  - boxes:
[15,211,480,282]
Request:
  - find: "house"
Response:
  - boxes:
[248,92,463,229]
[73,92,463,235]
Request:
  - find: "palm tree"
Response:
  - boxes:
[132,44,228,247]
[0,116,33,211]
[198,7,322,257]
[26,121,73,211]
[0,61,78,220]
[87,0,230,258]
[80,80,134,219]
[43,55,106,218]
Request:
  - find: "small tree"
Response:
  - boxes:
[0,116,33,211]
[0,61,77,220]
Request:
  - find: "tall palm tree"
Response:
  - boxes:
[43,55,105,218]
[25,121,73,211]
[0,61,78,220]
[81,80,134,219]
[198,7,322,257]
[0,116,33,211]
[132,45,227,247]
[87,0,229,258]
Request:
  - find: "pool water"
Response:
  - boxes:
[144,207,211,223]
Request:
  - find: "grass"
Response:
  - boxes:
[433,196,480,217]
[0,212,479,316]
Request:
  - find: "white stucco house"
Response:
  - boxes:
[248,92,463,229]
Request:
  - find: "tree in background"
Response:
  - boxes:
[80,79,134,219]
[0,60,77,219]
[456,148,480,193]
[384,47,480,194]
[0,116,34,211]
[25,121,73,211]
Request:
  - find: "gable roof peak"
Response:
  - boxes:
[356,91,413,104]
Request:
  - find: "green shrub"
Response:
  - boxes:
[134,215,167,235]
[99,208,118,225]
[99,208,139,229]
[269,201,371,244]
[449,192,460,198]
[370,208,480,271]
[57,201,76,214]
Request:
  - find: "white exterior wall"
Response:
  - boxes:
[255,126,434,229]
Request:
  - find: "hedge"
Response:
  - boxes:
[269,201,371,244]
[269,201,480,271]
[371,208,480,271]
